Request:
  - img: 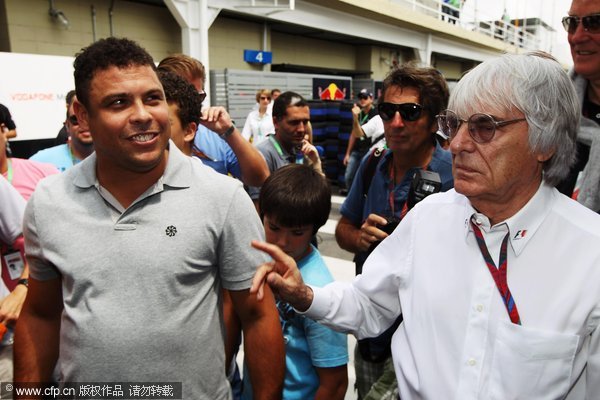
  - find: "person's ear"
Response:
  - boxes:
[184,122,197,144]
[73,100,90,133]
[536,148,555,163]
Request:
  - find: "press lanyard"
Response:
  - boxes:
[470,221,522,325]
[359,111,369,125]
[387,159,426,219]
[269,136,302,163]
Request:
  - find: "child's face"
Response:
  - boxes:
[263,215,313,261]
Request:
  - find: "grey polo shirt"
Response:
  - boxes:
[24,142,268,399]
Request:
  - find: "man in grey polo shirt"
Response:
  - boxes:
[14,38,284,400]
[248,92,322,209]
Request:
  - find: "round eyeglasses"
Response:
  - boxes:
[436,110,526,143]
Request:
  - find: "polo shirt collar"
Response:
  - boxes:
[463,182,555,256]
[269,135,294,162]
[72,140,192,190]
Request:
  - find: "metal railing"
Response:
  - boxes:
[392,0,546,52]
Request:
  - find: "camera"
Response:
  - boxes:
[407,169,442,210]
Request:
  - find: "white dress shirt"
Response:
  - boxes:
[241,109,275,145]
[306,183,600,399]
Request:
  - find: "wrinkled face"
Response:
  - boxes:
[568,0,600,81]
[66,97,93,147]
[274,105,310,151]
[449,103,548,207]
[382,85,437,156]
[75,65,170,174]
[263,215,313,261]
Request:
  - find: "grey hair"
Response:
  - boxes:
[449,52,579,186]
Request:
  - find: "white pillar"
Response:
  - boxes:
[164,0,221,106]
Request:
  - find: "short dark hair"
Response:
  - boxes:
[272,91,308,120]
[380,63,449,125]
[65,90,76,106]
[157,70,202,128]
[259,164,331,235]
[74,37,156,109]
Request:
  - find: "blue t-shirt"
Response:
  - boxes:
[29,144,79,172]
[194,125,242,179]
[242,245,348,400]
[340,142,454,224]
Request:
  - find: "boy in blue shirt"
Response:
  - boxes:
[244,164,348,400]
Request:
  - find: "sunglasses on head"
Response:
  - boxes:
[562,13,600,34]
[436,109,526,143]
[67,115,79,125]
[378,102,423,122]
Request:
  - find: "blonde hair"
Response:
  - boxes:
[255,89,271,103]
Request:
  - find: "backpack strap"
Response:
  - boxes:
[362,147,386,198]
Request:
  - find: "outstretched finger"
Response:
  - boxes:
[250,263,275,299]
[251,240,292,265]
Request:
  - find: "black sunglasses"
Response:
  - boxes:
[562,13,600,34]
[378,102,423,122]
[198,90,207,104]
[436,109,526,144]
[67,115,79,125]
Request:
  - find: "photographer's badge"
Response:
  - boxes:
[3,251,24,280]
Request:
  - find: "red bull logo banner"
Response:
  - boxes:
[313,78,350,100]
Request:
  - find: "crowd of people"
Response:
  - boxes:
[0,0,599,398]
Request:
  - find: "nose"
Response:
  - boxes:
[569,19,590,43]
[130,99,152,124]
[389,111,405,128]
[449,122,473,155]
[297,121,306,133]
[274,234,289,250]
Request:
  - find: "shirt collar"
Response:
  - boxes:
[73,140,192,190]
[463,182,556,256]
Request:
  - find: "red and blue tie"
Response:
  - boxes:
[471,220,521,325]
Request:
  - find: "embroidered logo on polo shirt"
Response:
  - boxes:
[166,225,177,237]
[513,230,527,240]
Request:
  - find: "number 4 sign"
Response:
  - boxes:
[244,49,273,65]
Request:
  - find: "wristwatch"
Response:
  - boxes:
[17,278,28,288]
[221,124,236,138]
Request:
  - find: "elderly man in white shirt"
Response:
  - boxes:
[250,51,600,399]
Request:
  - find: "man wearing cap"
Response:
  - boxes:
[335,65,453,399]
[342,89,378,194]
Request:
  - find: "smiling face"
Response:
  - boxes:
[568,0,600,81]
[449,103,548,221]
[382,85,437,156]
[263,215,313,261]
[75,65,170,175]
